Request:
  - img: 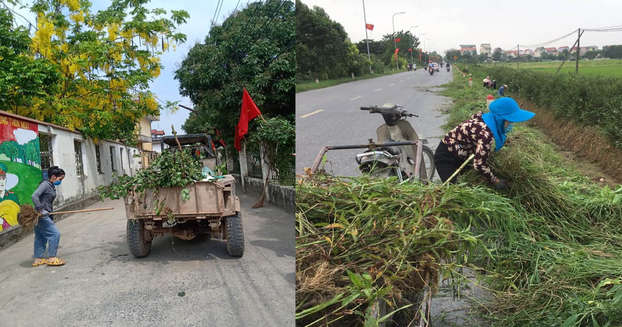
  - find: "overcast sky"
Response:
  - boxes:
[11,0,244,136]
[300,0,622,53]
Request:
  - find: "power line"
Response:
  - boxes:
[209,0,223,33]
[518,29,577,48]
[0,1,38,32]
[215,0,224,25]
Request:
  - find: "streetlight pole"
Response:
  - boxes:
[392,11,405,71]
[417,33,425,65]
[424,38,430,64]
[362,0,372,74]
[409,26,418,68]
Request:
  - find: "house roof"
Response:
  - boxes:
[151,129,165,135]
[545,47,557,51]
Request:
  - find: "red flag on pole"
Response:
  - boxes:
[234,88,262,151]
[419,53,421,60]
[394,48,399,63]
[211,140,216,152]
[408,48,412,52]
[395,38,401,43]
[365,23,374,31]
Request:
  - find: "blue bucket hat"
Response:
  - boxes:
[489,97,535,122]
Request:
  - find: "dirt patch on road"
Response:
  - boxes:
[520,100,622,187]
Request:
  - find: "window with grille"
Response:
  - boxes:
[39,134,54,179]
[74,140,84,176]
[110,146,115,171]
[96,145,102,174]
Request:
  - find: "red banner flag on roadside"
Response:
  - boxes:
[234,88,262,151]
[365,23,374,31]
[215,129,226,147]
[408,48,412,52]
[395,38,401,42]
[419,53,421,60]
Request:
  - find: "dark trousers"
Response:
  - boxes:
[434,141,467,184]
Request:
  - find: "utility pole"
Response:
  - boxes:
[409,26,418,68]
[392,12,405,71]
[576,28,581,74]
[362,0,372,74]
[517,44,520,70]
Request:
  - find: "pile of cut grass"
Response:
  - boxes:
[440,73,622,325]
[296,177,518,326]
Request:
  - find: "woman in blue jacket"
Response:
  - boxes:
[32,166,66,267]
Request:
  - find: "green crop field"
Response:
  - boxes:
[483,59,622,77]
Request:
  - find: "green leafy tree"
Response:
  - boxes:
[355,39,386,56]
[176,0,295,146]
[602,45,622,59]
[0,141,18,161]
[9,0,189,142]
[296,0,350,79]
[584,50,598,59]
[0,9,61,115]
[493,48,502,61]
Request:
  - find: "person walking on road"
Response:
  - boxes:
[32,166,66,267]
[433,97,535,188]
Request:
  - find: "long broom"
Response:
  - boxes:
[17,204,114,231]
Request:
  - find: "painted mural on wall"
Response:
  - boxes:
[0,115,42,231]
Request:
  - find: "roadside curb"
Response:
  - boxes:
[231,174,295,213]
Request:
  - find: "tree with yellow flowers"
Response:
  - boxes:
[12,0,190,142]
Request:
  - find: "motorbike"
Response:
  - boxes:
[446,65,450,72]
[355,104,436,182]
[428,66,434,75]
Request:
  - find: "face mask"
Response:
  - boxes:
[505,123,514,133]
[53,180,62,186]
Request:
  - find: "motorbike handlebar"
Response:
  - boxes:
[359,106,418,118]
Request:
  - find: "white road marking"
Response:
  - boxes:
[390,84,395,86]
[374,88,382,92]
[400,80,404,83]
[350,96,362,100]
[300,109,324,118]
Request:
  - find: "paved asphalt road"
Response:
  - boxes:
[0,193,294,327]
[296,69,454,178]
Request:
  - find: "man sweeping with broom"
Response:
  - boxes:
[31,166,66,267]
[434,97,535,187]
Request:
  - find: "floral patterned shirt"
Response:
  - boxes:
[442,112,497,183]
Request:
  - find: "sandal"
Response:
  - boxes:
[47,258,65,266]
[32,259,48,267]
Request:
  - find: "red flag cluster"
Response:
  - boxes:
[395,38,401,43]
[234,88,262,151]
[365,23,374,31]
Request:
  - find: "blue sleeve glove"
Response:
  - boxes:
[40,210,50,217]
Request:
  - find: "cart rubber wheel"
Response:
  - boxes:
[127,219,151,258]
[226,214,244,257]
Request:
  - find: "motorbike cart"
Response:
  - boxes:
[125,134,243,258]
[310,104,435,183]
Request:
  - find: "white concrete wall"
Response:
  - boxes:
[38,124,140,207]
[152,142,162,153]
